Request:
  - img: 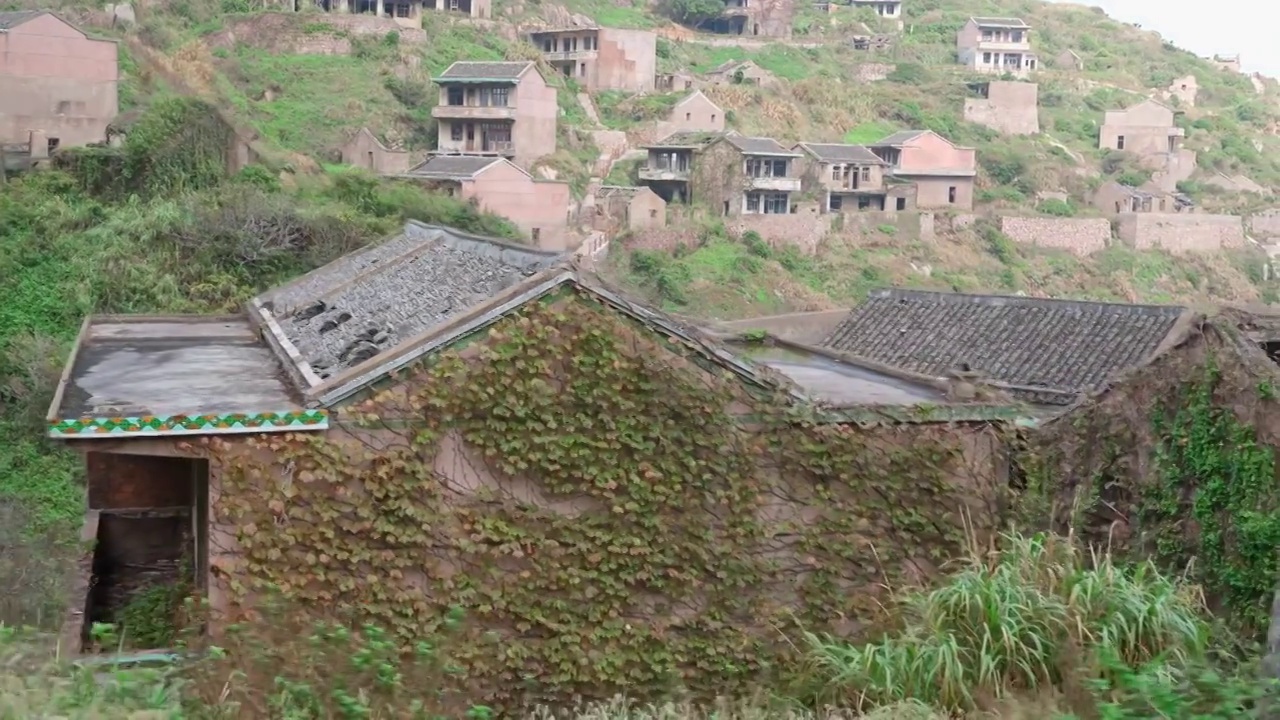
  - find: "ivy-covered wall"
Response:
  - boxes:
[205,289,1009,708]
[1020,317,1280,637]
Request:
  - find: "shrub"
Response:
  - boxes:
[1037,198,1077,217]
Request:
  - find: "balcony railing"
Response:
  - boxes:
[974,40,1032,52]
[432,105,517,120]
[541,49,598,61]
[639,166,691,181]
[437,141,515,155]
[748,176,801,192]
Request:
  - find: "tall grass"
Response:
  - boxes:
[805,532,1214,713]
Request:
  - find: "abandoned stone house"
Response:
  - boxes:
[654,71,696,93]
[962,80,1040,135]
[705,59,776,87]
[1165,74,1198,107]
[664,91,725,133]
[592,184,668,232]
[0,11,118,154]
[1054,49,1083,71]
[1099,98,1184,156]
[431,61,557,170]
[956,17,1037,77]
[527,25,656,92]
[1212,54,1242,74]
[298,0,491,25]
[792,142,916,213]
[866,130,977,209]
[1091,180,1193,216]
[396,155,572,249]
[639,131,802,216]
[846,0,901,19]
[48,221,1023,669]
[697,0,794,39]
[339,127,415,175]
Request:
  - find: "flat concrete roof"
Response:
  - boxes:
[741,345,945,406]
[48,316,322,438]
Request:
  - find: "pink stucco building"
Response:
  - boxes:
[400,155,572,250]
[527,26,656,93]
[431,61,557,170]
[0,11,118,149]
[867,130,977,209]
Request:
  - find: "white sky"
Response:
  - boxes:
[1048,0,1280,76]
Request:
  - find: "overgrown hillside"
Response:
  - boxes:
[35,0,1274,317]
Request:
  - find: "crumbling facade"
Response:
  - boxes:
[289,0,491,25]
[527,26,657,93]
[962,81,1040,135]
[793,142,915,213]
[640,132,801,216]
[0,11,118,149]
[593,185,667,232]
[339,127,415,174]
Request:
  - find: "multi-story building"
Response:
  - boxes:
[639,131,801,215]
[866,130,976,209]
[302,0,490,26]
[1099,98,1185,156]
[847,0,901,20]
[793,142,915,213]
[0,11,118,150]
[527,26,656,93]
[430,60,557,169]
[956,17,1037,77]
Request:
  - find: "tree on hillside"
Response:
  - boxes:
[665,0,724,25]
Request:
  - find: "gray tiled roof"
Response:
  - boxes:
[407,155,503,179]
[725,134,798,156]
[648,130,723,149]
[0,10,43,29]
[257,223,564,381]
[869,130,927,147]
[435,61,532,82]
[820,289,1187,404]
[970,16,1030,28]
[796,142,886,164]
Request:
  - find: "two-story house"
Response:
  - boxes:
[639,131,801,215]
[866,130,976,209]
[293,0,491,26]
[430,61,557,169]
[956,17,1037,77]
[527,26,656,93]
[793,142,915,213]
[696,0,794,39]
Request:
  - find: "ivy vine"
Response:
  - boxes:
[1144,358,1280,634]
[213,292,988,708]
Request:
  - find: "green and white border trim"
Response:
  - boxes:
[48,410,330,439]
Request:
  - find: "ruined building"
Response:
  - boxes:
[696,0,794,39]
[527,25,657,93]
[956,17,1037,77]
[430,60,557,170]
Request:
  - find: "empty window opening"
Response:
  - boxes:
[828,194,842,211]
[896,197,907,210]
[47,137,61,153]
[1261,341,1280,366]
[686,112,692,120]
[948,186,957,204]
[367,150,375,169]
[1116,135,1126,150]
[532,228,541,241]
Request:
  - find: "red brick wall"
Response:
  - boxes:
[86,453,196,510]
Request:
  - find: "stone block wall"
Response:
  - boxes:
[1000,217,1111,256]
[728,210,831,255]
[1115,213,1246,254]
[851,63,893,82]
[1247,209,1280,239]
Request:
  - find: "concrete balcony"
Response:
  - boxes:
[639,167,691,182]
[435,140,515,156]
[749,176,802,192]
[974,41,1033,53]
[541,49,598,61]
[431,105,517,121]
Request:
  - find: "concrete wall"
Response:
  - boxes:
[1099,100,1182,155]
[596,29,656,93]
[510,69,557,169]
[1248,209,1280,239]
[0,13,118,147]
[205,12,433,55]
[716,310,850,344]
[728,207,831,255]
[1000,216,1111,256]
[962,81,1039,135]
[1116,212,1246,254]
[463,161,571,249]
[340,128,414,174]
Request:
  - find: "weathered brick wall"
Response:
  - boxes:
[87,452,196,510]
[1247,209,1280,239]
[1000,217,1111,256]
[1115,213,1246,254]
